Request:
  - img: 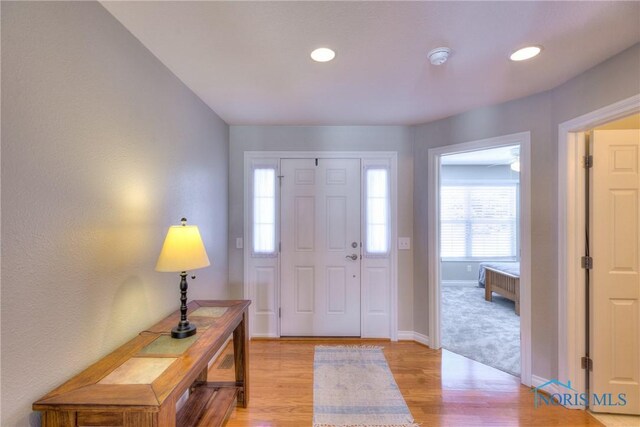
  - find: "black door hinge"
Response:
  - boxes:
[279,308,281,318]
[581,256,593,269]
[581,356,593,371]
[584,155,593,169]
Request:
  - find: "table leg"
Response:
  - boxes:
[233,308,249,407]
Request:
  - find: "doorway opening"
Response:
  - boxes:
[428,132,532,386]
[439,145,521,376]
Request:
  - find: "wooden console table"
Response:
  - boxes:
[33,300,250,427]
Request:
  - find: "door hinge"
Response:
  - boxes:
[581,256,593,269]
[279,242,281,253]
[278,175,284,186]
[581,356,593,371]
[278,308,281,318]
[584,155,593,169]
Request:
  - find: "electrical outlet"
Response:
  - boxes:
[466,264,472,272]
[236,237,243,249]
[398,237,411,250]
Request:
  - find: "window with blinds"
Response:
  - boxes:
[440,184,518,260]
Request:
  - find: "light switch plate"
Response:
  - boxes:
[236,237,243,249]
[398,237,411,250]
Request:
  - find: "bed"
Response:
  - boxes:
[478,262,520,315]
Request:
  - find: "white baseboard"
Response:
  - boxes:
[397,330,414,341]
[398,330,431,347]
[413,332,430,347]
[250,333,280,339]
[441,280,478,287]
[250,331,431,347]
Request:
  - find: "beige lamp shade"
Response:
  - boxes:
[156,223,210,272]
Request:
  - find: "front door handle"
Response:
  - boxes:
[345,254,358,261]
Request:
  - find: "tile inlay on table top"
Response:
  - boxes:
[139,334,198,356]
[191,306,228,318]
[99,357,176,385]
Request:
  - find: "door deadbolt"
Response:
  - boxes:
[351,242,358,248]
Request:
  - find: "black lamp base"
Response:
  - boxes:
[171,271,197,339]
[171,323,197,339]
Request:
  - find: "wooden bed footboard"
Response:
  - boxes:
[484,267,520,315]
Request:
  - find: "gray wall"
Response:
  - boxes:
[1,2,229,425]
[229,126,415,331]
[414,42,640,381]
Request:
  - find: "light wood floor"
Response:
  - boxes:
[208,339,604,427]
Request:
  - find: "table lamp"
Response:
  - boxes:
[156,218,210,338]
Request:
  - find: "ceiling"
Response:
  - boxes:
[101,1,640,126]
[441,145,519,166]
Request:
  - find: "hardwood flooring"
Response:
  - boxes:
[208,339,603,427]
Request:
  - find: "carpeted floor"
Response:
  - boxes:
[441,285,520,376]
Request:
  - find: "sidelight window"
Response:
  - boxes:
[365,168,390,256]
[252,167,277,255]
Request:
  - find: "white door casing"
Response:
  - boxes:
[280,158,361,336]
[558,94,640,407]
[590,129,640,414]
[427,131,532,387]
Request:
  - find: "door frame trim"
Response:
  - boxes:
[427,131,532,387]
[558,94,640,406]
[243,151,399,340]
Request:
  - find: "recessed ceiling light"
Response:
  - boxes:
[510,46,542,61]
[310,47,335,63]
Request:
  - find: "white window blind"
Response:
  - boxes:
[440,185,517,260]
[365,168,390,255]
[253,168,276,255]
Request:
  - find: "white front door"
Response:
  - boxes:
[280,158,361,336]
[591,129,640,414]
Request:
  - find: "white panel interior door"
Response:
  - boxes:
[591,129,640,414]
[280,158,361,336]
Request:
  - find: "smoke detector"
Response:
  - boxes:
[428,47,451,65]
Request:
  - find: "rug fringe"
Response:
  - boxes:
[315,345,384,350]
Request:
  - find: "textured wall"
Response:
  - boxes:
[1,2,229,425]
[413,42,640,381]
[228,126,415,332]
